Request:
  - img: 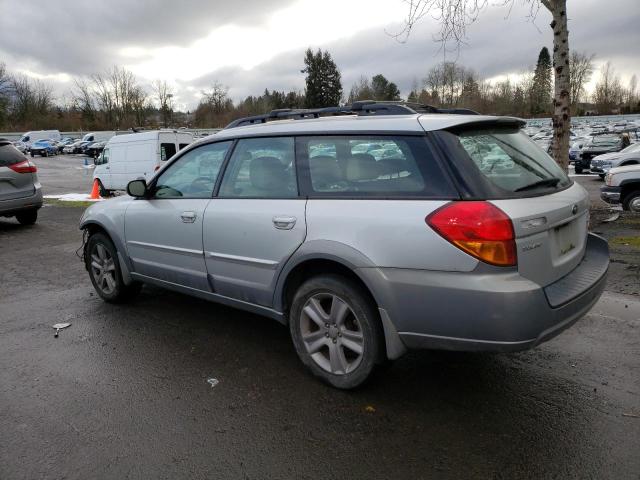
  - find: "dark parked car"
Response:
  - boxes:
[575,135,623,173]
[30,139,58,157]
[85,141,106,159]
[0,139,42,224]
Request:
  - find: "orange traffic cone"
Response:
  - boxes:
[89,179,102,200]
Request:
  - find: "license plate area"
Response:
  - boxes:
[551,219,580,260]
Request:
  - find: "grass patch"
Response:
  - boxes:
[610,236,640,248]
[44,198,93,208]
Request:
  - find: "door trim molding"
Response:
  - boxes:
[206,251,279,268]
[127,240,203,257]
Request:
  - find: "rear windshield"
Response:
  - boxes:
[441,128,572,197]
[0,142,26,167]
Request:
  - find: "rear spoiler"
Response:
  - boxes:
[444,117,527,133]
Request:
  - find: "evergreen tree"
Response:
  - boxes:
[371,74,401,101]
[530,47,552,115]
[302,48,343,108]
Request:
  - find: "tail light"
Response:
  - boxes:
[8,159,37,174]
[426,201,517,267]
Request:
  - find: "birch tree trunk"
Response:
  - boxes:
[543,0,571,171]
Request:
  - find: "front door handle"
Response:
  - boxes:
[181,211,197,223]
[272,215,296,230]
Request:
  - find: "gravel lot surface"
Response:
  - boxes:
[0,160,638,479]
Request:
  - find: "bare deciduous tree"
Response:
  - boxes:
[569,51,595,106]
[153,80,174,127]
[398,0,572,171]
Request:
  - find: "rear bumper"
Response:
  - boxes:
[600,186,621,205]
[0,185,43,216]
[360,234,609,353]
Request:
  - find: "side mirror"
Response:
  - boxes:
[127,179,148,198]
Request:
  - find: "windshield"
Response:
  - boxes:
[591,136,620,147]
[450,128,572,195]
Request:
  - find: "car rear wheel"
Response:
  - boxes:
[623,190,640,213]
[87,233,141,303]
[574,166,583,174]
[289,274,382,389]
[15,209,37,225]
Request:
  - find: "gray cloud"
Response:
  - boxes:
[1,0,638,109]
[0,0,287,75]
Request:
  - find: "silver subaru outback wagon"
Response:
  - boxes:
[80,103,609,389]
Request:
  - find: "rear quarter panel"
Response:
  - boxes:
[305,199,479,271]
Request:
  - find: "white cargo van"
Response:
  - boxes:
[93,130,194,194]
[19,130,61,149]
[81,131,116,143]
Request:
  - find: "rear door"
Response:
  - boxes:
[0,142,35,201]
[436,126,588,287]
[202,137,306,307]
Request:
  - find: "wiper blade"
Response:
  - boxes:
[514,178,560,192]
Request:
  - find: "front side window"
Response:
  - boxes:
[96,148,109,165]
[442,128,572,196]
[153,141,231,199]
[219,137,297,198]
[299,136,453,197]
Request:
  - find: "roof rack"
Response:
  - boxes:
[224,100,479,129]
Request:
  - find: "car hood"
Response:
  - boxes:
[609,164,640,175]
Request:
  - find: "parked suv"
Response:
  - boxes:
[590,142,640,178]
[80,102,609,389]
[0,139,42,224]
[601,164,640,212]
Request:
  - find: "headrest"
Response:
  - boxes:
[250,156,288,191]
[309,155,341,184]
[345,153,380,181]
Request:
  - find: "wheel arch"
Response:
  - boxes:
[81,219,133,282]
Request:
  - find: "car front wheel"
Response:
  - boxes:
[87,233,141,303]
[623,190,640,213]
[289,274,382,389]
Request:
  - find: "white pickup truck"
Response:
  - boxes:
[601,164,640,212]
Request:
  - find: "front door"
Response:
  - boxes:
[125,141,233,291]
[203,137,306,307]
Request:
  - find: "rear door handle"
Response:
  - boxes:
[181,211,197,223]
[272,215,296,230]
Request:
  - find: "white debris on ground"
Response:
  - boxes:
[207,378,219,388]
[44,194,104,202]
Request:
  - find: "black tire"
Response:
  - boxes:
[574,165,583,174]
[622,190,640,213]
[599,174,605,180]
[30,152,34,157]
[86,232,141,303]
[15,209,37,225]
[289,274,382,389]
[43,151,48,157]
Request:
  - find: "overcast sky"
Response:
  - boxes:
[0,0,638,110]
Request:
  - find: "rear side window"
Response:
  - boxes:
[440,129,571,196]
[218,137,297,198]
[0,142,26,167]
[179,143,190,150]
[161,143,177,161]
[298,136,454,197]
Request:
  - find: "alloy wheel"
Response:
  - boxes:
[300,293,364,375]
[90,243,117,295]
